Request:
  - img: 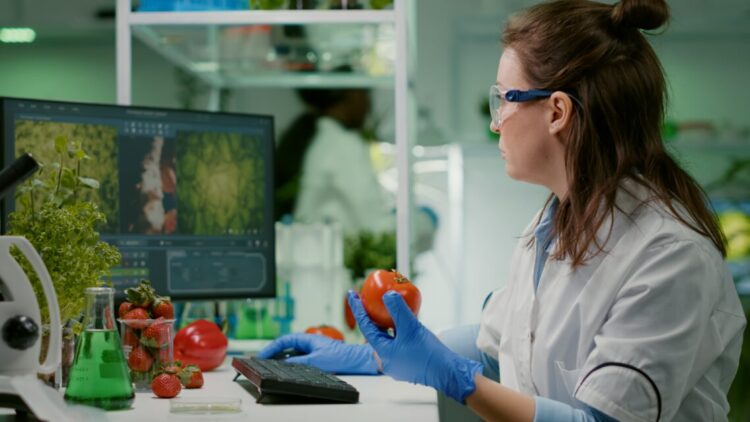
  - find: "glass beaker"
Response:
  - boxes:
[234,299,280,339]
[119,317,175,391]
[64,287,135,410]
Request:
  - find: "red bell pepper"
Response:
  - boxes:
[173,320,227,371]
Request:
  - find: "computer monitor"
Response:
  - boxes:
[0,97,275,300]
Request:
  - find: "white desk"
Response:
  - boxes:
[108,363,438,422]
[0,362,439,421]
[2,336,440,422]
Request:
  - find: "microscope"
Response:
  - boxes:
[0,153,73,421]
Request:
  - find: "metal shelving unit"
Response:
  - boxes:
[116,0,416,276]
[128,18,398,90]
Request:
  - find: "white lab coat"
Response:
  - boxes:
[294,116,392,235]
[476,179,746,421]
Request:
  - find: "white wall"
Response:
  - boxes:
[0,38,174,107]
[654,36,750,132]
[415,0,750,146]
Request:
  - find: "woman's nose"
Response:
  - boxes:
[489,120,500,134]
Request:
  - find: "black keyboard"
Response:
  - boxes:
[232,357,359,404]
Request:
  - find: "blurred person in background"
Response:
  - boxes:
[274,83,392,235]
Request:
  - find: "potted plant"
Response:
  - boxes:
[344,230,397,283]
[7,135,121,385]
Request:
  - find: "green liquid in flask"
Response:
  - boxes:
[64,328,135,410]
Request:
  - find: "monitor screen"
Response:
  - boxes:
[1,97,275,300]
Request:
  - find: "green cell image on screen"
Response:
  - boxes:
[175,131,265,236]
[14,121,120,233]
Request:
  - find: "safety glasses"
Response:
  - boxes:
[489,85,555,127]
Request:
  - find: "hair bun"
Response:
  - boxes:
[611,0,669,31]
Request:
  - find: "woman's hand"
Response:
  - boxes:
[257,333,379,375]
[348,290,483,403]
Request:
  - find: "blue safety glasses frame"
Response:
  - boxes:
[489,85,555,127]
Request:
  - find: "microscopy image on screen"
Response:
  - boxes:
[14,120,119,233]
[175,131,265,236]
[119,136,178,235]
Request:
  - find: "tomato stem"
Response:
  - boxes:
[390,269,409,283]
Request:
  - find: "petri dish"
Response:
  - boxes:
[169,397,242,415]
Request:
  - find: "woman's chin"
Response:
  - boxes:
[505,167,532,185]
[504,165,519,180]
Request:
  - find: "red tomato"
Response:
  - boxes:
[305,325,345,341]
[173,320,227,372]
[360,269,421,329]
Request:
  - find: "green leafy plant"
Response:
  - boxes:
[344,231,397,280]
[8,135,121,329]
[249,0,286,10]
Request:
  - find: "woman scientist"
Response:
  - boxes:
[260,0,747,420]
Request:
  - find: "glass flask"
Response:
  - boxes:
[64,287,135,410]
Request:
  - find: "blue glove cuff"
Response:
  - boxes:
[444,356,484,404]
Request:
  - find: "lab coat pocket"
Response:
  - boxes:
[554,360,581,397]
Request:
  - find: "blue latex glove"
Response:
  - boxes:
[256,333,379,375]
[348,290,483,404]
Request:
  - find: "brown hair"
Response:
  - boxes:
[503,0,726,266]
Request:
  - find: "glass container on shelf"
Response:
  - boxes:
[234,299,281,339]
[305,23,393,75]
[222,25,274,74]
[247,0,394,9]
[326,0,364,9]
[139,0,248,11]
[133,20,395,86]
[179,301,216,329]
[269,25,319,72]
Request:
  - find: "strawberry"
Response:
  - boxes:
[178,365,204,389]
[141,319,171,348]
[127,345,154,372]
[122,327,140,349]
[160,361,182,375]
[118,301,134,319]
[152,297,174,319]
[151,373,182,398]
[122,308,150,329]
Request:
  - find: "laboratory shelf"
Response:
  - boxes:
[132,22,395,89]
[129,9,396,25]
[190,72,394,88]
[118,0,415,277]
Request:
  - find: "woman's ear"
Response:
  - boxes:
[548,92,574,137]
